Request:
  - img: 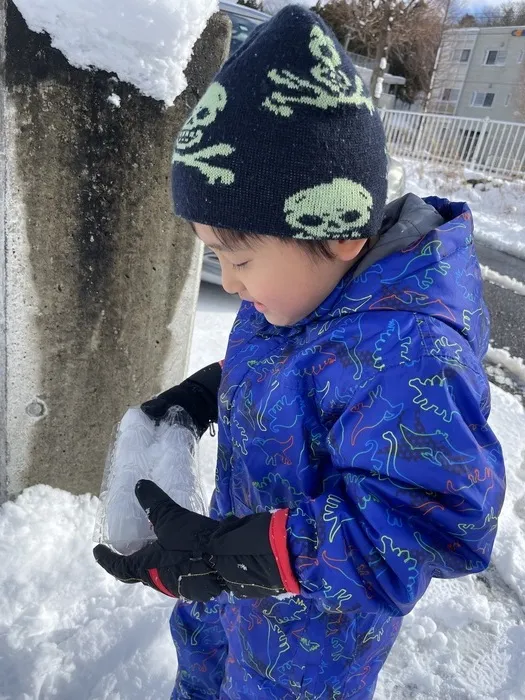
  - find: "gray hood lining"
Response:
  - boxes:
[352,193,446,279]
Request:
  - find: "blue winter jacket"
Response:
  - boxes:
[171,195,505,700]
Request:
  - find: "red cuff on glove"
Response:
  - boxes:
[269,509,300,595]
[148,568,177,598]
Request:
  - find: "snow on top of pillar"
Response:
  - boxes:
[13,0,219,105]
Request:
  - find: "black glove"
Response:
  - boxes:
[140,362,222,437]
[93,480,225,601]
[93,480,300,601]
[209,508,298,599]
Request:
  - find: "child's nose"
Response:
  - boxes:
[221,264,245,296]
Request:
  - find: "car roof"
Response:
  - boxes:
[219,0,269,22]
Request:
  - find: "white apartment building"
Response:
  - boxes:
[429,25,525,122]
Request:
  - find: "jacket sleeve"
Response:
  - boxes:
[276,357,505,615]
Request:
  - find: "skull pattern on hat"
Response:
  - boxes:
[173,83,235,185]
[284,178,374,239]
[171,5,387,240]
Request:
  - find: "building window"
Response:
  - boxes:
[441,88,460,102]
[471,91,495,107]
[484,50,507,66]
[453,48,471,62]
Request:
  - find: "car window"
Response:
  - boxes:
[227,12,265,54]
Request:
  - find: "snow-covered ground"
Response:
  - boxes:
[1,283,524,700]
[3,0,523,696]
[404,159,525,260]
[486,346,525,385]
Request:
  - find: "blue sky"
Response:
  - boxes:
[465,0,512,12]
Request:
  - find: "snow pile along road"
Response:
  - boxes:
[13,0,219,104]
[403,159,525,260]
[480,264,525,297]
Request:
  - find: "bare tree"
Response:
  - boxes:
[314,0,358,49]
[317,0,448,104]
[369,0,425,104]
[457,12,478,26]
[389,2,444,102]
[261,0,451,105]
[477,1,525,26]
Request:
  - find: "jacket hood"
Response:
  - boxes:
[247,194,488,358]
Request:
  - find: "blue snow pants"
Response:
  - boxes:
[170,594,401,699]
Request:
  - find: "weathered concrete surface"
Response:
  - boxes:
[1,0,230,498]
[0,0,7,503]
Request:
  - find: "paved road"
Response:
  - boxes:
[476,242,525,284]
[475,241,525,401]
[475,242,525,361]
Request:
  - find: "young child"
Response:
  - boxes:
[94,6,506,698]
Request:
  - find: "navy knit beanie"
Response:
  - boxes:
[172,5,387,240]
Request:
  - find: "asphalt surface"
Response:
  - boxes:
[475,242,525,361]
[475,241,525,401]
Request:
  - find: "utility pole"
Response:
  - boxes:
[0,0,7,503]
[0,2,229,500]
[371,1,397,106]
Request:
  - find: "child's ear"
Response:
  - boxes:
[330,238,367,262]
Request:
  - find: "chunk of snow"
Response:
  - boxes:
[480,265,525,296]
[486,345,525,383]
[13,0,219,105]
[403,159,525,260]
[379,57,387,70]
[107,93,121,108]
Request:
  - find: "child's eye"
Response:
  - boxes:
[233,261,249,269]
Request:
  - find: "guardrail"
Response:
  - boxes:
[380,109,525,178]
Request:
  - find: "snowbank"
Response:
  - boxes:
[403,159,525,260]
[486,345,525,384]
[0,288,524,699]
[480,264,525,297]
[13,0,219,104]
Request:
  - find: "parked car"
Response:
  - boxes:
[201,1,406,286]
[220,0,268,54]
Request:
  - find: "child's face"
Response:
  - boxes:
[194,223,366,327]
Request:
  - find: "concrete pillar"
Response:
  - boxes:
[0,0,230,500]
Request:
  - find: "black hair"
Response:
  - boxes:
[191,223,336,261]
